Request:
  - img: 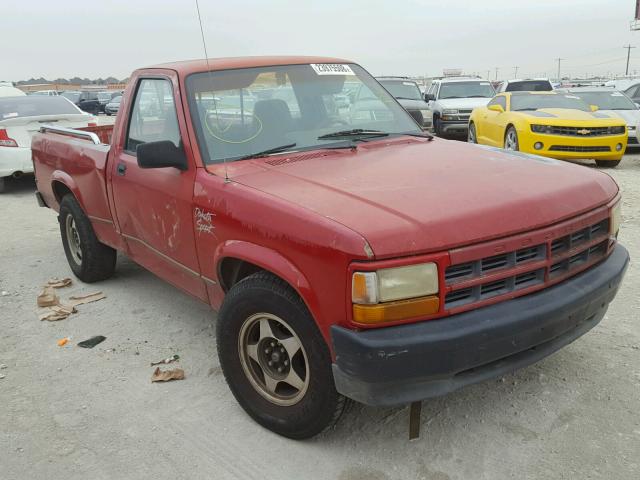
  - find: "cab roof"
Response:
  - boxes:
[142,56,353,76]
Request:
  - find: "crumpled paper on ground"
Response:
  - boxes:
[36,278,106,321]
[151,367,185,382]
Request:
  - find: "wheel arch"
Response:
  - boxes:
[50,171,84,210]
[215,241,318,319]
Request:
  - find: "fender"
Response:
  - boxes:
[214,240,320,320]
[50,170,83,211]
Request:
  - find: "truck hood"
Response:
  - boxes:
[224,138,618,258]
[437,97,492,110]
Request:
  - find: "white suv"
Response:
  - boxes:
[425,77,494,136]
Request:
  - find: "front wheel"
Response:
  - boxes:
[217,272,346,439]
[0,177,5,193]
[433,116,443,136]
[504,126,519,151]
[59,195,117,282]
[595,159,621,168]
[468,123,477,143]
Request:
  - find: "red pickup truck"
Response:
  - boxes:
[32,57,628,439]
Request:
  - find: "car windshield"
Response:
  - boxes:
[439,81,494,99]
[510,93,591,112]
[61,92,81,102]
[0,96,81,120]
[505,80,553,92]
[379,80,422,100]
[570,91,636,110]
[98,92,112,101]
[186,63,421,164]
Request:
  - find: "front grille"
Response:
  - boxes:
[458,109,473,114]
[628,137,638,145]
[538,126,611,137]
[444,217,610,309]
[549,145,610,153]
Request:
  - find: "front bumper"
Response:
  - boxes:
[0,146,33,178]
[332,244,629,407]
[520,131,627,160]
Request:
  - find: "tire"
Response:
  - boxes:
[595,159,621,168]
[217,271,346,439]
[0,177,5,193]
[59,194,117,282]
[468,123,477,143]
[504,126,519,151]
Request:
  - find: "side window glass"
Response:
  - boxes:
[126,79,180,154]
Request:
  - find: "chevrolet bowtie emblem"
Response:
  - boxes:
[577,129,590,135]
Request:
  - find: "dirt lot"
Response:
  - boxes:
[1,151,639,480]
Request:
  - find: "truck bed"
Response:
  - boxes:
[32,124,118,246]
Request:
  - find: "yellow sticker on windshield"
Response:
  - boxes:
[310,64,355,75]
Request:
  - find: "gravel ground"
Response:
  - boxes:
[1,152,639,480]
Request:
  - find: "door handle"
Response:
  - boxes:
[117,163,127,176]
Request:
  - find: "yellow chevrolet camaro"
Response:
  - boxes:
[468,91,627,167]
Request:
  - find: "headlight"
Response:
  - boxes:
[352,263,440,324]
[442,109,458,114]
[610,201,621,236]
[531,124,553,134]
[627,125,636,131]
[419,109,432,119]
[608,125,626,135]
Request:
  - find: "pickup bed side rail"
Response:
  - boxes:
[39,125,102,145]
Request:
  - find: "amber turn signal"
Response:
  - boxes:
[352,295,439,324]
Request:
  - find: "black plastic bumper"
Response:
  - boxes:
[332,244,629,407]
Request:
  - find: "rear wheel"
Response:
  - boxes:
[595,159,621,168]
[504,126,519,151]
[217,271,346,439]
[468,123,477,143]
[59,195,116,282]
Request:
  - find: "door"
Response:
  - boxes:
[110,76,208,301]
[480,95,507,146]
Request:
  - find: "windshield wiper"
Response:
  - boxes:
[400,131,435,141]
[467,95,490,98]
[318,129,389,140]
[235,143,297,161]
[513,108,537,111]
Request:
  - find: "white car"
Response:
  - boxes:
[495,78,553,93]
[0,96,96,192]
[0,85,26,97]
[558,87,640,149]
[30,90,60,96]
[424,77,495,136]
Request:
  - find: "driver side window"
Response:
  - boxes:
[126,78,180,154]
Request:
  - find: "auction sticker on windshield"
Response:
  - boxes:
[310,64,355,75]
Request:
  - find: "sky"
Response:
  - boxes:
[3,0,640,82]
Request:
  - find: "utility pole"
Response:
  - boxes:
[486,69,491,80]
[624,45,636,76]
[513,66,519,78]
[555,58,563,82]
[495,67,499,81]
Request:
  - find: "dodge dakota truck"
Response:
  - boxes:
[32,57,629,439]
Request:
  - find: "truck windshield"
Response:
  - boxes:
[438,81,495,99]
[0,96,82,120]
[570,91,637,110]
[378,80,423,100]
[510,93,591,112]
[185,63,421,164]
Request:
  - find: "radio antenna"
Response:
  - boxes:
[194,0,229,183]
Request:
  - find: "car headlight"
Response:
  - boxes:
[627,125,636,131]
[608,125,626,135]
[419,109,432,119]
[351,263,440,324]
[531,124,553,134]
[610,200,621,237]
[442,109,458,114]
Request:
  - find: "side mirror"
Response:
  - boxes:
[136,141,188,171]
[488,104,504,113]
[425,93,435,101]
[590,104,599,112]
